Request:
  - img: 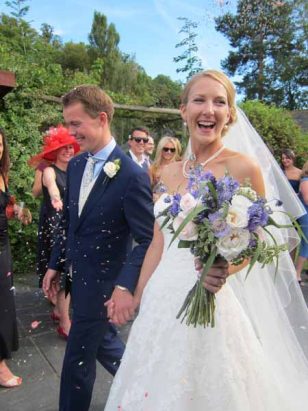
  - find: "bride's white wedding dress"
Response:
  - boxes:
[104,198,308,411]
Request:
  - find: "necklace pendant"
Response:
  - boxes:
[189,153,196,162]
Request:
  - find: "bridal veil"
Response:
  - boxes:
[186,107,308,371]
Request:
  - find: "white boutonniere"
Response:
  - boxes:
[103,159,121,179]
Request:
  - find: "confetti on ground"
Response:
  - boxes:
[31,320,42,329]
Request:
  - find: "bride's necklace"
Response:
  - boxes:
[182,145,225,178]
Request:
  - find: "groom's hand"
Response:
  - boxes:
[108,287,135,326]
[43,269,60,299]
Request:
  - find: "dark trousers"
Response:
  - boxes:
[59,316,125,411]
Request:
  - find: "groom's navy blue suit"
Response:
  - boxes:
[49,144,154,411]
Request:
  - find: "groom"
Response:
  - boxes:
[43,85,154,411]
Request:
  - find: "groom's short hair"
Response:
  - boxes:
[62,85,115,123]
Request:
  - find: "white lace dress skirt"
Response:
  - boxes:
[104,231,308,411]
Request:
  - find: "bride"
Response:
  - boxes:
[104,70,308,410]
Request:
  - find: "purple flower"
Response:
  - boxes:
[169,193,182,217]
[208,211,231,238]
[187,167,216,198]
[216,176,240,206]
[247,199,269,231]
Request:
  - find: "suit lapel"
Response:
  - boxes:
[76,146,121,227]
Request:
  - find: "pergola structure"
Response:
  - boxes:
[0,70,16,98]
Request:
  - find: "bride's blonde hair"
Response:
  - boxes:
[181,70,237,136]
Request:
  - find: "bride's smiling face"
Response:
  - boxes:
[180,76,231,147]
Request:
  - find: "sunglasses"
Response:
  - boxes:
[131,137,149,144]
[162,147,176,153]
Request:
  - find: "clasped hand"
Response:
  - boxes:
[104,288,137,326]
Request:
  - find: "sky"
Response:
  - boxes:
[1,0,238,82]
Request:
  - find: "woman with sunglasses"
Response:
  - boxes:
[149,136,182,194]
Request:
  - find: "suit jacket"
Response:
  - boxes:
[49,145,154,318]
[127,151,149,170]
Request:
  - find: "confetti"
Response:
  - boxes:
[31,320,42,329]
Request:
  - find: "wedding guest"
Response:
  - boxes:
[149,136,182,193]
[43,85,154,411]
[281,148,301,193]
[104,70,308,411]
[296,160,308,284]
[29,125,80,339]
[144,135,155,163]
[0,127,31,388]
[127,126,150,169]
[31,159,51,198]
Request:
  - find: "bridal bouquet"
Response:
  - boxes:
[157,166,303,328]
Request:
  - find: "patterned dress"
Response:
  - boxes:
[36,165,67,289]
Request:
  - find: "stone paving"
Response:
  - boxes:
[1,272,308,411]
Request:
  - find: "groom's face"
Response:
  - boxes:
[63,102,107,154]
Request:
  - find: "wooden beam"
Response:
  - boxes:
[38,94,181,116]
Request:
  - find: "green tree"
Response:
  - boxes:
[173,17,203,81]
[151,75,182,108]
[88,11,121,87]
[4,0,31,54]
[240,100,307,164]
[5,0,30,19]
[57,42,90,72]
[215,0,307,108]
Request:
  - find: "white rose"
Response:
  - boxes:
[231,194,253,208]
[173,212,198,241]
[226,205,249,228]
[226,195,252,228]
[179,193,199,215]
[103,161,118,178]
[217,228,250,261]
[154,193,171,217]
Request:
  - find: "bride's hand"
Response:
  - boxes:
[104,298,115,319]
[200,257,229,294]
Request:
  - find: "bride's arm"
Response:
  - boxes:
[133,222,164,307]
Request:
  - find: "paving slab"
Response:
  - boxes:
[1,271,307,411]
[0,274,130,411]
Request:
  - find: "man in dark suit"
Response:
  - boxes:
[43,85,154,411]
[127,126,150,170]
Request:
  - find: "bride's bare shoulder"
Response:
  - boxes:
[224,149,261,175]
[223,149,264,194]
